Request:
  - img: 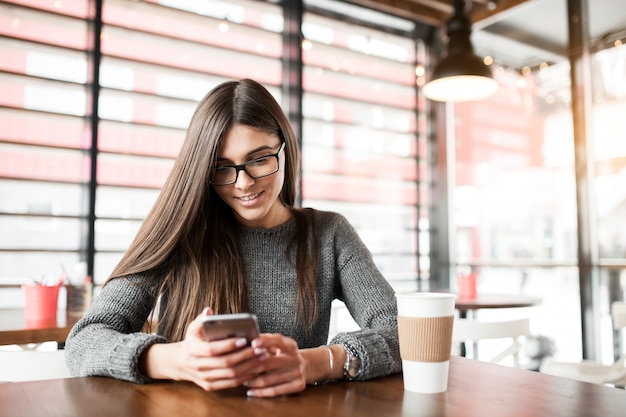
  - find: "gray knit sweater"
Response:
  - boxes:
[65,209,401,383]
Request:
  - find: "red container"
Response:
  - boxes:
[22,284,60,321]
[458,273,477,299]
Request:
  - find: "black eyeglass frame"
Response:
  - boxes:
[210,141,286,186]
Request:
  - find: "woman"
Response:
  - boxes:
[65,79,401,398]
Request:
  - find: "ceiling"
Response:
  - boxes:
[340,0,626,71]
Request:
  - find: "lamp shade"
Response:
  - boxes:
[423,1,499,102]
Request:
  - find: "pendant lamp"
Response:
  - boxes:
[422,0,499,102]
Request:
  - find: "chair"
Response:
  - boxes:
[452,317,530,367]
[0,349,71,382]
[540,301,626,386]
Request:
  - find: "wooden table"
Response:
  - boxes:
[0,309,77,346]
[1,356,625,417]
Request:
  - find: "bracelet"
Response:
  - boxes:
[324,345,334,381]
[312,345,334,385]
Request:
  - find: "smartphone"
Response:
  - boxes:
[201,313,260,345]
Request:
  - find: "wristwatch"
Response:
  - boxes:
[342,345,362,380]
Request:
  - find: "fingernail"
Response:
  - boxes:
[235,338,248,348]
[253,347,265,355]
[246,390,256,397]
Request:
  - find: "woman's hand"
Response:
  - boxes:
[243,333,307,398]
[141,308,267,391]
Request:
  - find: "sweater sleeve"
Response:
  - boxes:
[65,275,168,383]
[325,213,402,380]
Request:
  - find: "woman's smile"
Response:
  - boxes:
[236,191,263,206]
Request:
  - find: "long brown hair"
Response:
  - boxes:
[108,79,318,341]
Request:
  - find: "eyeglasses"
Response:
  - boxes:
[210,142,285,186]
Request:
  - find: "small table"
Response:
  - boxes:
[0,309,77,347]
[455,293,541,318]
[454,293,541,357]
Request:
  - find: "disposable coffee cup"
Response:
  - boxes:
[396,292,456,393]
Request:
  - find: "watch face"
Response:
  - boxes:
[348,356,362,378]
[342,345,362,380]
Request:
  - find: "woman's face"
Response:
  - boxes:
[212,124,286,228]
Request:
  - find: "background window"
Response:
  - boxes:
[301,9,421,292]
[0,1,91,282]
